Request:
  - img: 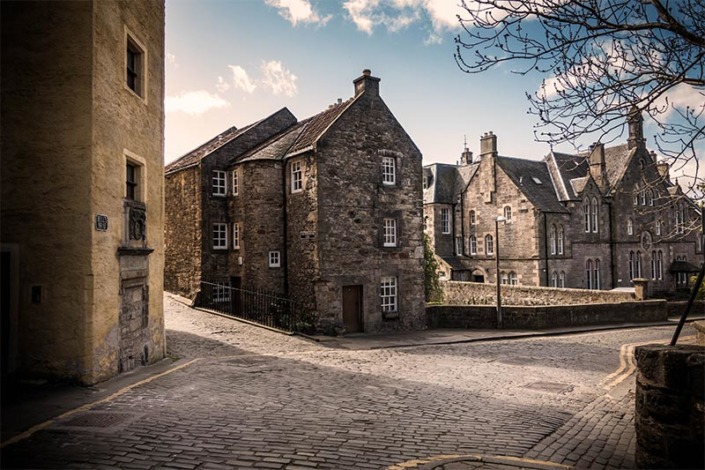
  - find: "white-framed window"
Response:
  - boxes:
[559,271,566,288]
[629,251,635,280]
[232,223,240,249]
[656,250,663,280]
[586,259,593,289]
[213,282,230,302]
[651,251,657,280]
[291,161,302,193]
[485,234,494,255]
[269,251,281,268]
[656,219,662,236]
[212,170,227,196]
[500,271,508,285]
[441,208,450,234]
[551,271,558,287]
[676,256,688,286]
[469,235,477,255]
[503,206,512,222]
[647,189,654,206]
[455,236,463,255]
[636,250,643,278]
[558,226,564,254]
[698,233,704,252]
[232,169,239,196]
[633,189,639,206]
[382,156,396,185]
[383,218,397,247]
[550,225,557,255]
[627,218,634,235]
[591,197,599,233]
[469,210,476,226]
[640,188,646,206]
[213,223,228,250]
[584,200,590,232]
[380,276,397,312]
[509,272,517,285]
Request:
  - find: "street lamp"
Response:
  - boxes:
[495,216,508,329]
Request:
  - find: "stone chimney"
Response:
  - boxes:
[589,142,605,181]
[461,146,473,165]
[353,69,380,97]
[480,132,497,159]
[656,160,671,184]
[628,106,645,150]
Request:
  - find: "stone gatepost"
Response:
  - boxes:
[632,278,649,300]
[635,344,705,469]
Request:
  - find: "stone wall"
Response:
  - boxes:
[442,280,635,306]
[427,301,666,329]
[635,344,704,469]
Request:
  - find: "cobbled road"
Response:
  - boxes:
[1,293,696,469]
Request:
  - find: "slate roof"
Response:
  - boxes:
[165,125,248,174]
[236,121,308,164]
[496,156,569,213]
[669,260,700,273]
[454,164,480,196]
[547,152,589,201]
[424,164,463,204]
[286,97,358,157]
[602,144,634,193]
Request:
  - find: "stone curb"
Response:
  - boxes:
[389,453,573,469]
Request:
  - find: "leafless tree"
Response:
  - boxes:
[455,0,705,195]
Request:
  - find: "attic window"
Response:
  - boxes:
[532,177,542,185]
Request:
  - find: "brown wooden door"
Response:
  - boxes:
[342,285,363,333]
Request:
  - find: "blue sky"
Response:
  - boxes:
[164,0,557,166]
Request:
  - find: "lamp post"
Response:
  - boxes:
[495,216,507,329]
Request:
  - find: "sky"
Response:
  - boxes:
[164,0,554,166]
[163,0,701,188]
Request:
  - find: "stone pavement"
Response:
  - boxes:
[1,293,701,469]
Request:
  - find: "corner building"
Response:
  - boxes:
[165,71,426,333]
[424,111,702,295]
[1,1,166,385]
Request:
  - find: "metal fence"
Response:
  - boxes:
[197,281,313,334]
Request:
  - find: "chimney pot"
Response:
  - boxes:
[363,69,371,76]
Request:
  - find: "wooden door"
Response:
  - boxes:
[342,285,363,333]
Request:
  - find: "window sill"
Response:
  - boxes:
[382,311,399,320]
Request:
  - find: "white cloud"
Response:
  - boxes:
[265,0,332,26]
[215,76,230,93]
[165,90,230,115]
[260,60,298,97]
[166,52,179,67]
[228,65,257,94]
[343,0,461,37]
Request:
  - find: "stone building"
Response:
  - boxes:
[165,70,426,333]
[1,1,166,386]
[424,111,702,295]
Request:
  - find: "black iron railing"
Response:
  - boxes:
[197,281,313,334]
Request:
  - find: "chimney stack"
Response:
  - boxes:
[628,106,645,150]
[589,142,605,181]
[480,132,497,159]
[353,69,380,97]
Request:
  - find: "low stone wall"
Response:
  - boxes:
[442,280,635,306]
[665,300,705,317]
[635,344,705,469]
[427,300,667,330]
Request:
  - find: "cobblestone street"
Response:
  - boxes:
[1,294,697,469]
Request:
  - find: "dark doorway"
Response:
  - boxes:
[471,269,485,283]
[342,285,363,333]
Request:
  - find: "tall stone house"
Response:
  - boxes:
[1,1,166,386]
[424,111,702,295]
[165,70,426,333]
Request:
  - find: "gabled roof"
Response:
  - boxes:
[236,120,308,164]
[602,144,634,193]
[455,164,480,195]
[496,156,569,213]
[165,125,248,174]
[423,163,463,204]
[286,97,358,157]
[548,152,589,200]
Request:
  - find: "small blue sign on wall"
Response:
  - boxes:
[95,214,109,231]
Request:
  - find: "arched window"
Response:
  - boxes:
[657,250,663,280]
[629,251,635,279]
[550,225,557,255]
[698,233,703,252]
[584,199,590,232]
[586,259,594,289]
[503,206,512,222]
[509,272,518,285]
[656,219,662,236]
[469,235,477,255]
[485,234,494,255]
[640,188,646,205]
[591,197,599,233]
[676,203,685,233]
[594,259,601,289]
[551,271,558,287]
[469,210,476,226]
[651,251,657,280]
[633,187,639,206]
[500,271,508,285]
[627,218,634,235]
[647,189,654,206]
[559,271,566,288]
[558,226,564,254]
[636,250,643,278]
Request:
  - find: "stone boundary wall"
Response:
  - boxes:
[441,280,635,306]
[635,344,704,469]
[427,300,666,330]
